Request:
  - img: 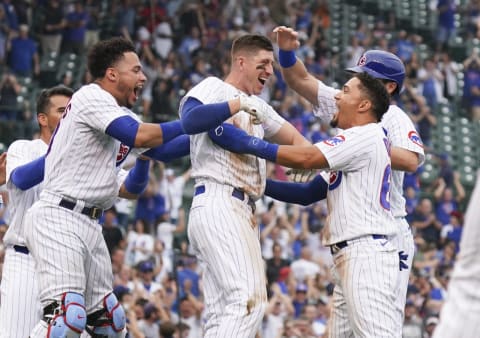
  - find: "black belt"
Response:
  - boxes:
[194,185,256,214]
[13,245,29,255]
[59,198,104,220]
[330,234,387,255]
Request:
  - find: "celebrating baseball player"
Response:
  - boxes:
[0,86,74,338]
[21,37,248,338]
[179,34,311,338]
[210,71,400,337]
[433,169,480,337]
[274,26,425,335]
[0,85,181,337]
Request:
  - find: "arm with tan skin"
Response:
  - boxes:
[274,26,320,105]
[111,96,264,149]
[391,147,420,172]
[209,123,328,169]
[275,144,329,169]
[266,120,311,146]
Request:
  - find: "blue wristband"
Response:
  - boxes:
[278,49,297,68]
[160,120,184,144]
[124,158,150,194]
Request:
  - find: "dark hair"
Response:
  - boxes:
[231,34,273,56]
[354,72,390,122]
[87,37,136,79]
[36,85,74,115]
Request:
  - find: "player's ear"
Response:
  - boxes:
[358,99,371,113]
[106,68,117,82]
[37,112,47,127]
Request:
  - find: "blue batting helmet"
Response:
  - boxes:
[346,50,405,94]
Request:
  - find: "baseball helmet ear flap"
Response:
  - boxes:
[346,50,405,95]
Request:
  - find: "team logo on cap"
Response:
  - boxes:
[357,55,367,66]
[408,131,423,147]
[116,143,131,166]
[324,135,345,147]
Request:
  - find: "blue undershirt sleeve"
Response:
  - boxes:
[105,115,139,147]
[10,155,45,190]
[123,158,150,194]
[264,175,328,205]
[181,97,231,134]
[142,134,190,162]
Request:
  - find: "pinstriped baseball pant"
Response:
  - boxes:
[0,247,42,338]
[328,235,399,338]
[187,181,267,338]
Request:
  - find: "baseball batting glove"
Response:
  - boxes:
[238,95,267,125]
[286,168,316,183]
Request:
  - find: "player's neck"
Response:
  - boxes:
[40,130,52,145]
[224,74,248,95]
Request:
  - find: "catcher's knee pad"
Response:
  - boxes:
[45,292,87,338]
[87,292,126,337]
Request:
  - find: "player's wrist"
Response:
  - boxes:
[279,49,297,68]
[160,120,184,143]
[246,137,278,162]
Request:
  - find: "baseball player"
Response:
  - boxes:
[0,86,167,337]
[210,72,400,337]
[22,37,254,338]
[274,26,425,335]
[433,170,480,338]
[0,86,74,338]
[179,34,311,338]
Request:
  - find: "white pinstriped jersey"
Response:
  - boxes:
[4,139,47,246]
[316,124,397,245]
[313,82,425,217]
[43,83,140,209]
[179,76,285,199]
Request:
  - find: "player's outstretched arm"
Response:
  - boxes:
[10,155,45,190]
[142,134,190,162]
[181,96,267,134]
[208,123,329,169]
[273,26,320,105]
[106,115,185,149]
[265,175,328,206]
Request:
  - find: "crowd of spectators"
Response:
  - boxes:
[0,0,478,337]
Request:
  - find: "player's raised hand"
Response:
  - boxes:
[238,95,267,124]
[273,26,300,51]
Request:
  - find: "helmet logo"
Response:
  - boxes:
[357,55,367,66]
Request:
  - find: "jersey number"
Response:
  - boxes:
[380,164,391,210]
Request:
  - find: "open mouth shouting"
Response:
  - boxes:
[133,84,143,100]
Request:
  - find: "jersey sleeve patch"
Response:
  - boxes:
[323,135,346,147]
[408,131,423,147]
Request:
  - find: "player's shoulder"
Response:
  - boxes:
[74,83,115,103]
[8,138,47,159]
[382,105,413,125]
[7,139,31,155]
[195,76,223,88]
[120,107,142,122]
